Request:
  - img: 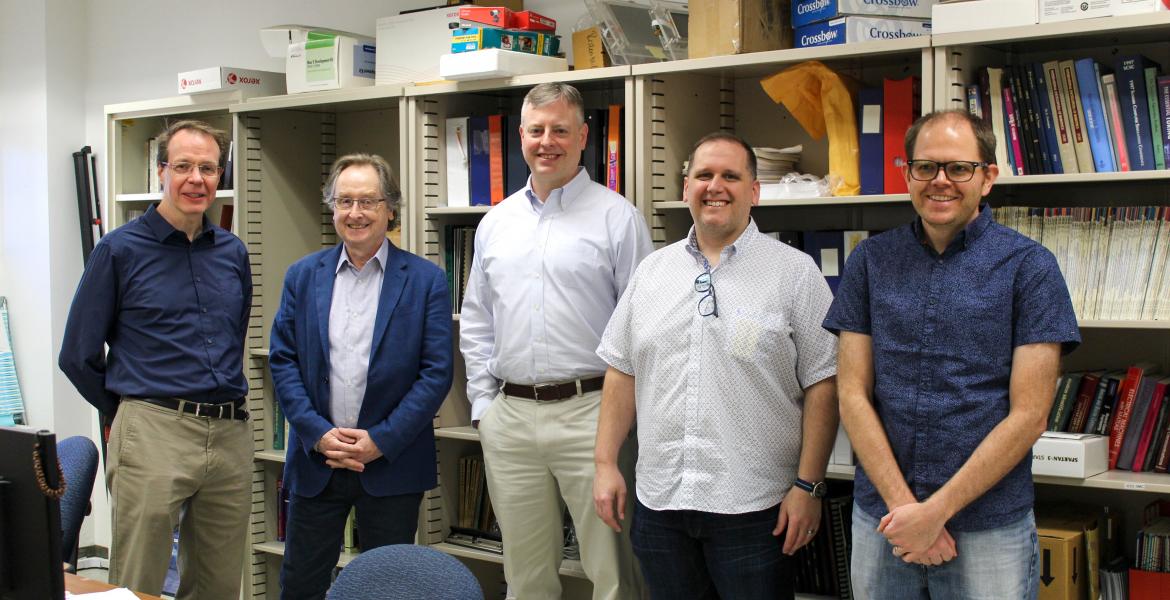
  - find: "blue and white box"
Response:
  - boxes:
[792,0,937,28]
[794,16,931,48]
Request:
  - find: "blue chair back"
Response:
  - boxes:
[326,544,483,600]
[57,435,98,571]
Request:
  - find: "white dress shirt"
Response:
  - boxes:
[327,239,388,429]
[597,220,838,514]
[460,168,653,420]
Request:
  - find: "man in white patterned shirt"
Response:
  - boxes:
[593,132,839,599]
[460,82,651,599]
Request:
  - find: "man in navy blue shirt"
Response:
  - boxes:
[824,110,1080,599]
[60,120,252,599]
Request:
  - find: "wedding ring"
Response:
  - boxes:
[806,529,816,536]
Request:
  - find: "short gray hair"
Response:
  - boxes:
[322,153,403,231]
[522,82,585,125]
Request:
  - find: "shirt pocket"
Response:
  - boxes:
[728,307,792,364]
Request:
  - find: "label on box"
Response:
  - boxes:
[1031,432,1108,478]
[354,44,376,78]
[514,10,557,31]
[792,0,936,28]
[459,6,513,27]
[794,16,930,48]
[1039,0,1113,21]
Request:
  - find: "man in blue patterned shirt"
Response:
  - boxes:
[823,110,1081,599]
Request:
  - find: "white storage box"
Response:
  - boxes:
[1114,0,1169,14]
[286,32,376,94]
[931,0,1039,34]
[376,6,463,85]
[178,67,284,97]
[1039,0,1112,22]
[439,49,567,81]
[1031,432,1108,478]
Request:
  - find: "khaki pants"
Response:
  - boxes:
[479,390,643,600]
[107,399,251,599]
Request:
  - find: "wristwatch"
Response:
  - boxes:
[794,477,827,498]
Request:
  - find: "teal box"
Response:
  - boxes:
[451,27,560,56]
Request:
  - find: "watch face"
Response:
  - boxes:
[811,481,827,498]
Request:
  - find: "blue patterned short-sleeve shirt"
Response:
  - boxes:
[823,204,1080,531]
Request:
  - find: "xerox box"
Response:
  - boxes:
[794,16,930,48]
[792,0,936,28]
[177,67,284,97]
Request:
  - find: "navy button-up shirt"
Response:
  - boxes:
[59,204,252,415]
[823,205,1080,531]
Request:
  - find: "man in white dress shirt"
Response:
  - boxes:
[593,132,839,599]
[460,82,652,599]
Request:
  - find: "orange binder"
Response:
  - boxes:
[606,105,621,194]
[488,115,505,204]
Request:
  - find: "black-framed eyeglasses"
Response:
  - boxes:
[905,160,989,182]
[694,271,718,318]
[162,161,223,178]
[331,197,386,211]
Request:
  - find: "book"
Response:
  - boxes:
[1085,372,1121,436]
[967,83,983,119]
[1074,58,1117,172]
[1009,65,1041,174]
[218,204,234,231]
[1107,363,1154,470]
[1113,55,1161,171]
[581,109,604,184]
[1131,376,1169,471]
[1101,73,1131,172]
[445,117,471,207]
[1146,67,1166,171]
[1028,63,1060,173]
[218,140,234,191]
[858,87,883,195]
[983,67,1013,172]
[1117,375,1159,469]
[883,76,919,193]
[1003,86,1026,176]
[488,114,505,205]
[1154,386,1170,473]
[505,113,528,197]
[1048,373,1081,432]
[1141,385,1170,471]
[1059,59,1095,173]
[272,400,285,451]
[468,116,491,206]
[1067,371,1103,434]
[1158,76,1170,167]
[1042,60,1078,173]
[605,104,622,193]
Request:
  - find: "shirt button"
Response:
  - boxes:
[196,277,202,283]
[206,338,213,345]
[201,307,208,314]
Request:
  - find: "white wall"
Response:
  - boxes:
[5,0,589,554]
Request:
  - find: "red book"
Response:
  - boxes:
[605,104,622,194]
[1068,372,1103,433]
[488,115,505,205]
[1003,86,1026,176]
[1108,363,1154,470]
[218,204,234,231]
[1132,377,1170,471]
[1155,388,1170,473]
[882,76,920,194]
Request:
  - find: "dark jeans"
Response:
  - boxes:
[630,499,793,600]
[280,469,422,600]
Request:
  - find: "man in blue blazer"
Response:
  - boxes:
[270,153,453,600]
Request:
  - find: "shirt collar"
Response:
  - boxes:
[685,218,759,267]
[524,167,592,214]
[912,203,993,253]
[143,203,213,244]
[337,237,389,274]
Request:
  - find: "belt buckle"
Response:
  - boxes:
[531,384,560,402]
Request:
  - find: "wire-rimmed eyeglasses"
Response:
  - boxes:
[330,197,386,212]
[905,159,989,182]
[694,271,718,318]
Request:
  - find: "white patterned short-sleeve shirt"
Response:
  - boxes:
[597,219,837,514]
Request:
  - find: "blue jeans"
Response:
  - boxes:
[851,505,1038,600]
[630,499,794,600]
[280,469,422,600]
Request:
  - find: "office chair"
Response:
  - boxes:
[326,544,484,600]
[57,435,98,572]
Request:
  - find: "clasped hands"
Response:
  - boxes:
[315,427,383,472]
[878,501,958,566]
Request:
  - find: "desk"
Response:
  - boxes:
[65,573,165,599]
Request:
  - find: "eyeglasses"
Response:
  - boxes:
[694,271,718,318]
[163,162,223,178]
[331,197,385,212]
[905,160,989,182]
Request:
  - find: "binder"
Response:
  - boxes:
[605,104,622,193]
[488,114,505,204]
[445,117,471,207]
[505,114,528,197]
[1073,58,1116,172]
[581,109,605,184]
[882,76,919,194]
[468,116,491,206]
[858,87,883,195]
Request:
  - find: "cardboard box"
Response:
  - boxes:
[439,48,567,81]
[376,6,463,85]
[286,32,375,94]
[1037,507,1104,600]
[689,0,793,58]
[513,10,556,31]
[1039,0,1112,21]
[794,16,930,48]
[1032,432,1108,478]
[451,27,560,56]
[448,0,523,11]
[931,0,1039,34]
[1037,517,1091,600]
[792,0,936,28]
[572,27,611,70]
[458,6,513,27]
[177,67,284,97]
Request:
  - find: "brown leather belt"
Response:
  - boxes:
[501,376,604,402]
[131,396,249,421]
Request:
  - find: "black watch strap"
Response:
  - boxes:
[794,477,827,498]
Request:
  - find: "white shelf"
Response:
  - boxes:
[1078,320,1170,330]
[249,347,270,358]
[253,541,359,567]
[115,189,234,203]
[430,542,587,579]
[654,194,911,210]
[632,38,930,78]
[231,84,405,114]
[1034,470,1170,494]
[426,205,492,216]
[435,425,479,442]
[255,450,285,463]
[404,66,631,97]
[997,170,1170,186]
[827,464,856,481]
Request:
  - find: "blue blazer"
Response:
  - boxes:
[269,242,453,498]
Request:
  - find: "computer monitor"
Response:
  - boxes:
[0,426,64,600]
